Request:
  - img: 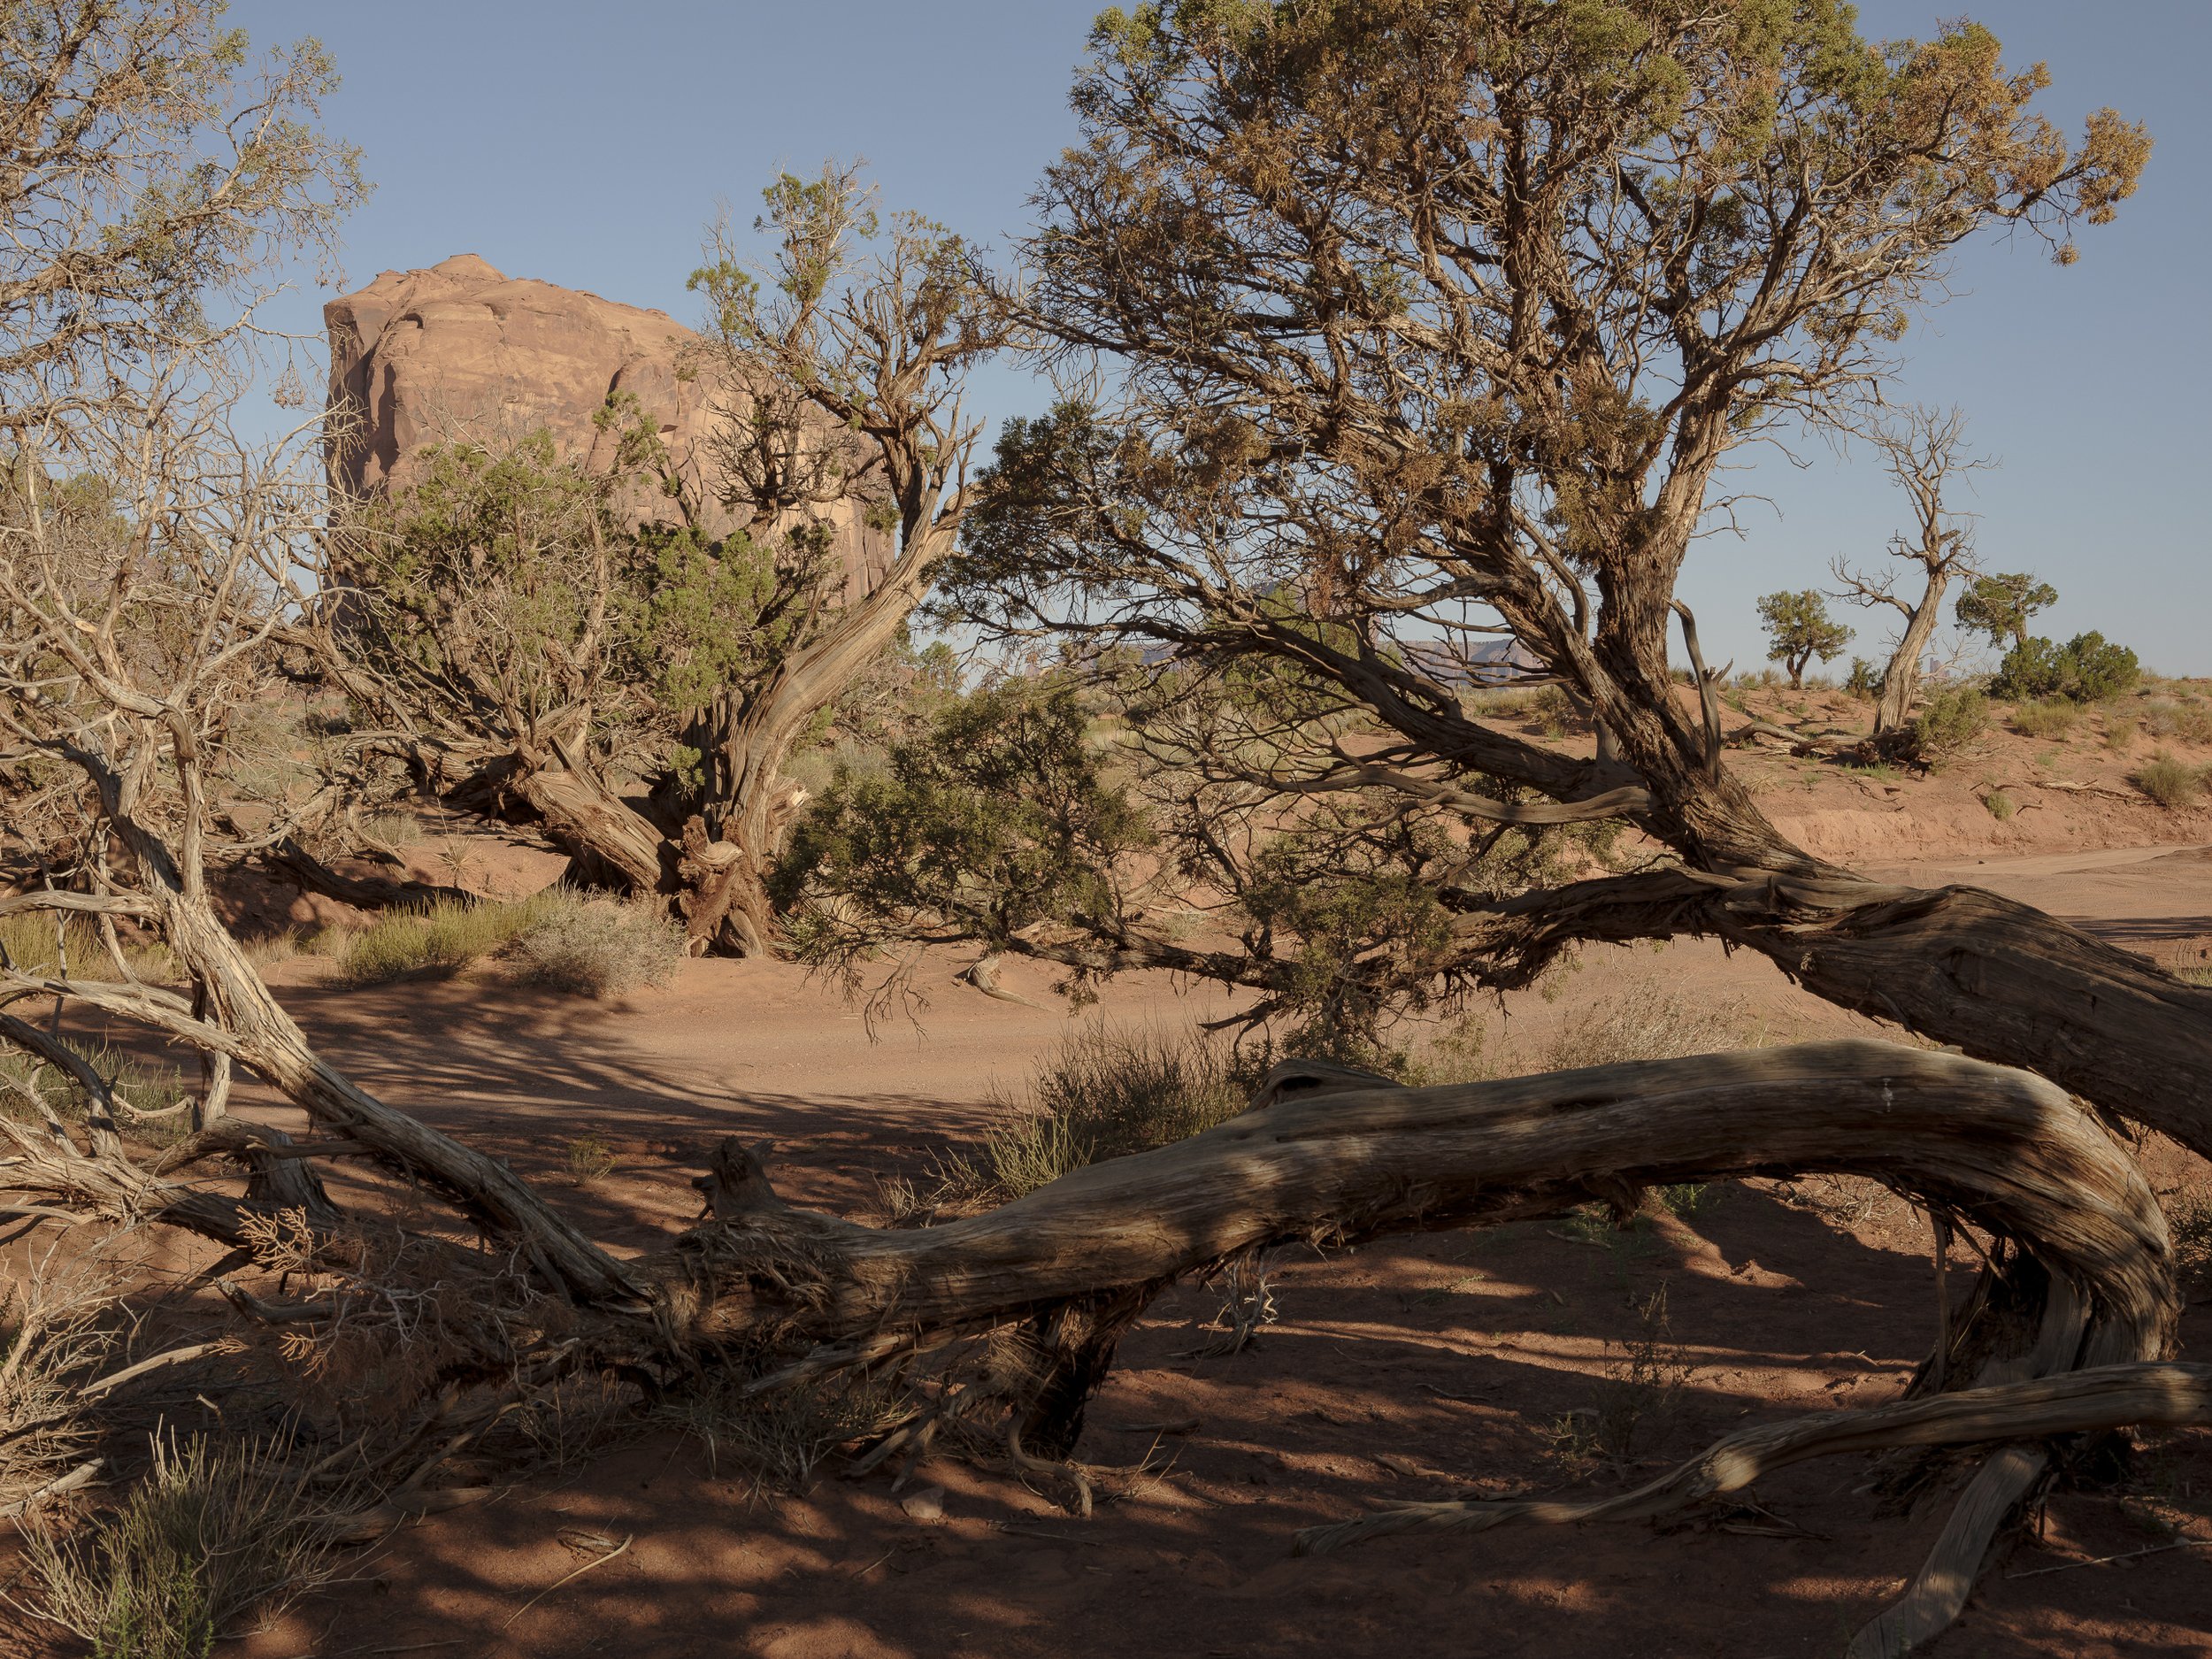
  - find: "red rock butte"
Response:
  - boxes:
[322,254,889,586]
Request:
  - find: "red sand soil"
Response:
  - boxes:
[11,793,2212,1656]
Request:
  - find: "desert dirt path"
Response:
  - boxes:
[34,844,2212,1659]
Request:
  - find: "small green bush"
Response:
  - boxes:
[1843,657,1881,699]
[1981,789,2016,820]
[2132,752,2204,810]
[2010,698,2079,739]
[27,1433,335,1659]
[1993,631,2142,703]
[1907,687,1988,769]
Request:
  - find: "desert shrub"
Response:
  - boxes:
[1843,657,1881,699]
[1543,1285,1698,1474]
[1461,684,1542,718]
[564,1134,618,1187]
[955,1025,1246,1201]
[2105,715,2138,753]
[505,895,685,996]
[2143,700,2212,745]
[654,1348,908,1492]
[1980,789,2016,820]
[1905,687,1988,769]
[2,1265,118,1520]
[1544,981,1766,1072]
[27,1433,335,1659]
[2131,751,2204,810]
[2010,698,2079,739]
[328,891,558,987]
[1993,632,2142,703]
[1530,683,1578,736]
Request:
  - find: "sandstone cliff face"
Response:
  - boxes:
[323,255,888,585]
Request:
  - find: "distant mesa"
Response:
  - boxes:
[322,254,890,587]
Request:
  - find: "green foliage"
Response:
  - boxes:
[342,411,925,831]
[777,679,1153,967]
[1981,788,2016,820]
[1905,687,1988,768]
[1955,571,2058,649]
[1843,657,1881,699]
[27,1433,334,1659]
[1657,1182,1725,1219]
[1755,590,1851,687]
[1991,631,2142,703]
[2131,751,2204,810]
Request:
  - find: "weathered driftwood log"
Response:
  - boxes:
[640,1041,2173,1656]
[1440,867,2212,1163]
[656,1042,2171,1387]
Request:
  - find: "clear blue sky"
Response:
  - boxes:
[234,1,2211,674]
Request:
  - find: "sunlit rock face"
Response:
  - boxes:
[324,254,889,588]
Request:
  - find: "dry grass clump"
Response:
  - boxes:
[2165,1183,2212,1289]
[24,1432,338,1659]
[2009,698,2080,739]
[329,889,683,995]
[0,913,174,982]
[946,1025,1246,1203]
[1980,788,2016,820]
[1,1261,118,1521]
[1543,979,1769,1072]
[655,1355,909,1493]
[563,1133,618,1187]
[2143,699,2212,746]
[2131,751,2206,810]
[505,895,685,996]
[0,1041,190,1148]
[328,890,560,987]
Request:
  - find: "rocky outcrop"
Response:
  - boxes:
[323,254,888,583]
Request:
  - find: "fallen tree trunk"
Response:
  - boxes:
[1445,866,2212,1164]
[655,1042,2171,1385]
